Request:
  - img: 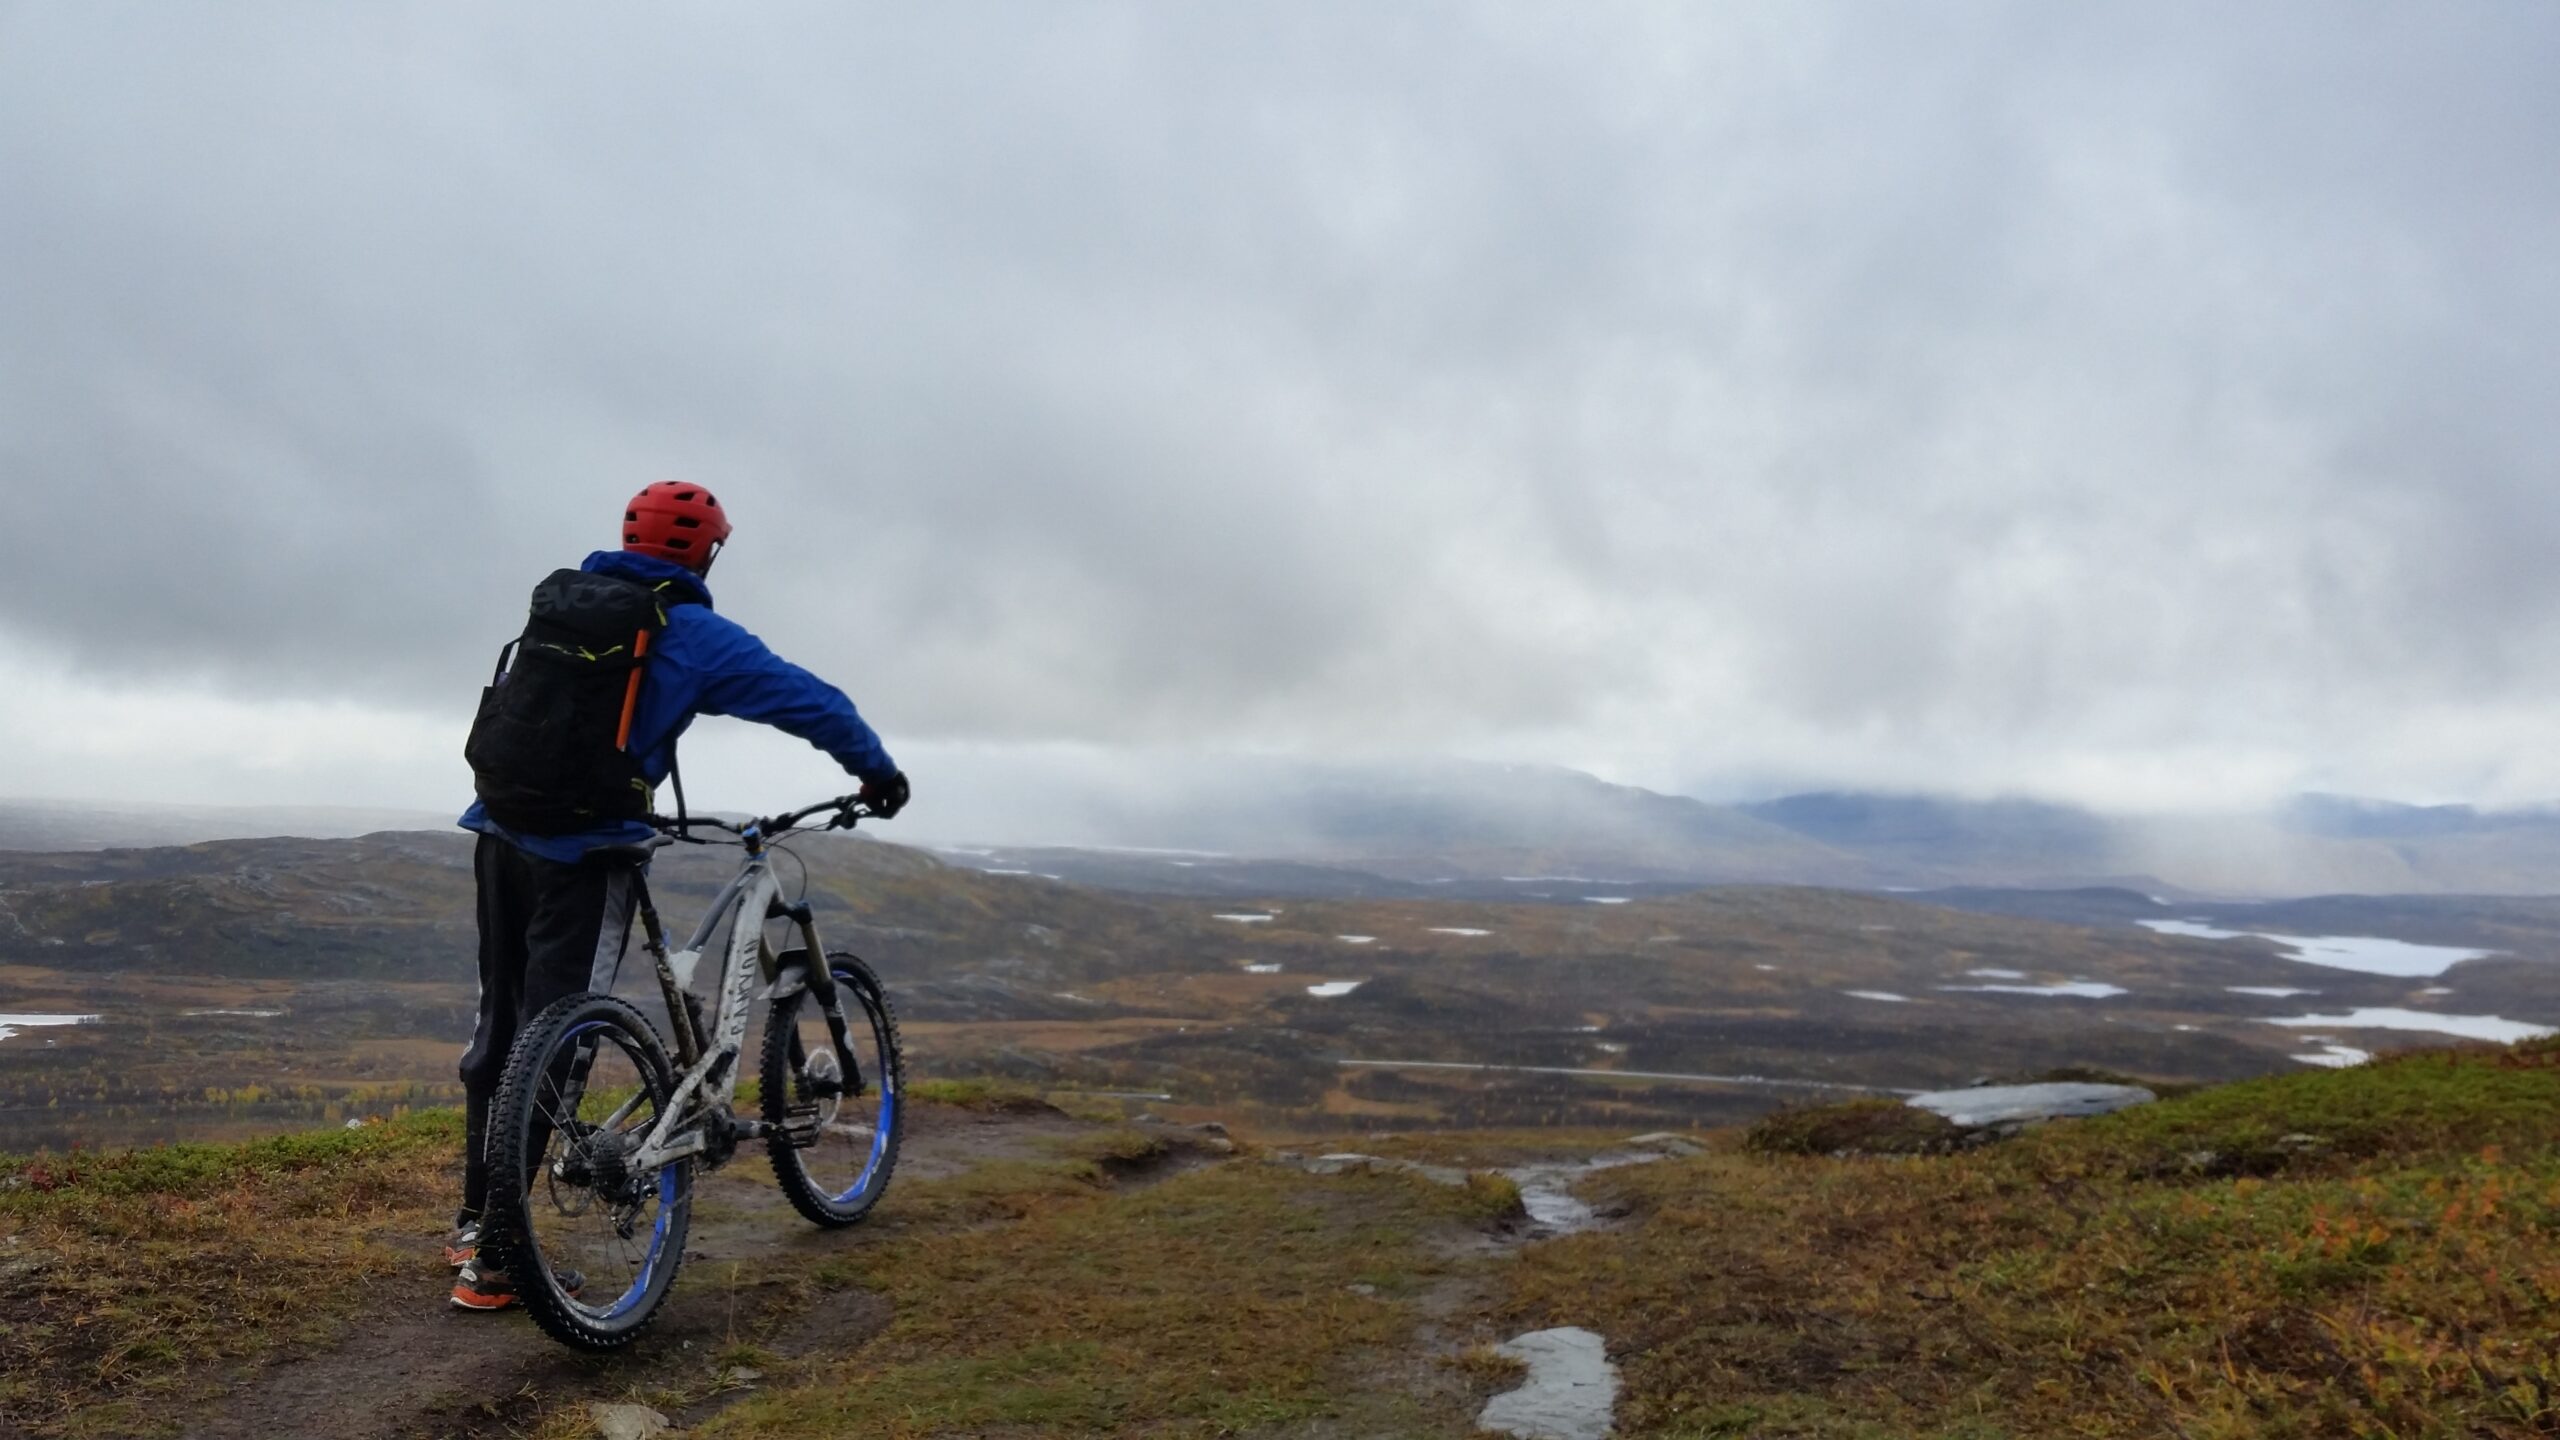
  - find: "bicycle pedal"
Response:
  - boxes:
[782,1102,824,1149]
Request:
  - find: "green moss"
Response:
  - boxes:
[0,1107,460,1197]
[1743,1098,1963,1157]
[906,1077,1058,1113]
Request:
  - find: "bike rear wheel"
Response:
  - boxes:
[761,951,904,1226]
[484,992,691,1351]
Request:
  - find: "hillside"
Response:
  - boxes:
[3,1041,2554,1437]
[3,830,2556,1152]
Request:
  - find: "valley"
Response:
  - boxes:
[3,826,2553,1154]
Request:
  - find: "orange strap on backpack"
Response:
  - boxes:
[614,630,651,751]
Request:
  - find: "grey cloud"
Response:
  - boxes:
[4,2,2559,804]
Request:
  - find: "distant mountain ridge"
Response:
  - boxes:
[14,771,2560,897]
[0,799,454,852]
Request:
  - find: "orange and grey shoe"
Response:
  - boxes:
[450,1257,585,1311]
[441,1221,480,1270]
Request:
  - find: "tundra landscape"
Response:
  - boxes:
[3,788,2555,1438]
[5,780,2557,1154]
[11,3,2560,1434]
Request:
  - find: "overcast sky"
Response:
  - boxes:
[4,2,2558,832]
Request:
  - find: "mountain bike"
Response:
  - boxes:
[481,794,904,1351]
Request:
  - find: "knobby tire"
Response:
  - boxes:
[761,952,905,1227]
[483,992,690,1352]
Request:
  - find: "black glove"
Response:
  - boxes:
[858,769,910,820]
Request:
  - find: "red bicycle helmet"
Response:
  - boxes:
[622,482,733,570]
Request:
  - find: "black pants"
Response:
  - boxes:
[458,834,638,1221]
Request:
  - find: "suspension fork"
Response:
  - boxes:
[778,906,868,1096]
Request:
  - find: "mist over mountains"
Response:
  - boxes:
[884,760,2560,898]
[16,764,2560,898]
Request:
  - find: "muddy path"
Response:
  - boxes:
[172,1102,1098,1440]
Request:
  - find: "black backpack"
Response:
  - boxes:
[464,569,697,836]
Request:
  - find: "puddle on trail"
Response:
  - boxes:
[1479,1326,1619,1440]
[1501,1151,1668,1233]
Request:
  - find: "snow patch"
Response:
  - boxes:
[1938,981,2129,999]
[1305,980,1366,998]
[2138,921,2495,977]
[1843,989,1912,1003]
[0,1013,99,1042]
[1428,927,1492,937]
[2268,1008,2555,1045]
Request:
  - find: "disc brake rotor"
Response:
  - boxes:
[803,1048,844,1129]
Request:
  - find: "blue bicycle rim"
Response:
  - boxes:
[550,1018,681,1324]
[824,988,897,1206]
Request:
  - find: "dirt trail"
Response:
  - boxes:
[174,1103,1095,1440]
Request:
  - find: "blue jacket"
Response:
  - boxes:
[461,550,897,863]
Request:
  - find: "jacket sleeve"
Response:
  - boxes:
[683,611,898,781]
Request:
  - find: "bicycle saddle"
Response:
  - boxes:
[584,834,676,867]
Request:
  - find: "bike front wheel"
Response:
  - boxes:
[484,992,692,1351]
[761,951,904,1226]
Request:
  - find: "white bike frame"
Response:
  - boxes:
[624,855,784,1171]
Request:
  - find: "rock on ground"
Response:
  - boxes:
[591,1403,675,1440]
[1270,1151,1471,1186]
[1905,1082,2156,1128]
[1478,1327,1620,1440]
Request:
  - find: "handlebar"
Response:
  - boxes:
[648,793,873,840]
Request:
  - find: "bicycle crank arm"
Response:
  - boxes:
[628,1111,792,1171]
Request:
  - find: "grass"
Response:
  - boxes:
[702,1157,1514,1437]
[11,1045,2558,1438]
[1498,1038,2560,1438]
[903,1077,1059,1114]
[0,1110,463,1437]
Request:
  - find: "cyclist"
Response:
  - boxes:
[447,481,910,1311]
